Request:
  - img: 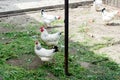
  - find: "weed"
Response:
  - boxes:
[0,23,120,80]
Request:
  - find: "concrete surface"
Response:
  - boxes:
[0,0,92,12]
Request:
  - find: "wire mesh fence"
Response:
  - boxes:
[103,0,120,8]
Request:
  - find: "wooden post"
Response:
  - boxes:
[64,0,70,76]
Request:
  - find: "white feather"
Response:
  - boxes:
[40,28,61,45]
[93,0,103,11]
[41,10,60,26]
[102,9,119,23]
[34,42,56,61]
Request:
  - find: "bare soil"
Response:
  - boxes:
[7,54,43,70]
[79,62,92,69]
[0,27,10,33]
[1,5,120,65]
[0,77,2,80]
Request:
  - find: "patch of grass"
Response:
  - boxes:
[0,23,120,80]
[25,22,43,31]
[102,37,113,42]
[78,22,89,33]
[51,19,64,26]
[90,43,107,50]
[0,22,15,29]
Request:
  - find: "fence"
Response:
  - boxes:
[103,0,120,8]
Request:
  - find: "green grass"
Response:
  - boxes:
[51,19,64,26]
[78,22,89,33]
[102,37,113,42]
[0,22,15,28]
[0,23,120,80]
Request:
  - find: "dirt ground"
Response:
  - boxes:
[0,5,120,64]
[7,54,43,70]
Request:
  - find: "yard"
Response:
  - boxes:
[0,1,120,80]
